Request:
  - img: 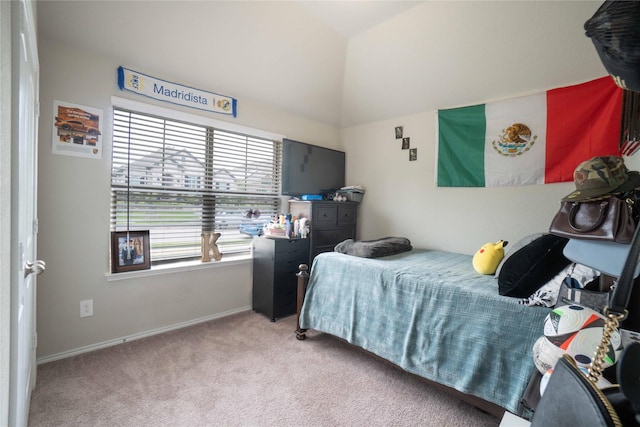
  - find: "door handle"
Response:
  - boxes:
[24,260,45,278]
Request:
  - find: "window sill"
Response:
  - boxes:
[105,253,252,282]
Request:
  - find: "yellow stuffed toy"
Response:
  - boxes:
[472,240,508,275]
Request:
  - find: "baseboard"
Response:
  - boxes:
[36,306,252,365]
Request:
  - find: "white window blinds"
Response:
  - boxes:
[111,108,281,262]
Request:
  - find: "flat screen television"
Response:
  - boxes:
[281,138,345,197]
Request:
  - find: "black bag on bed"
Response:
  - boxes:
[556,277,610,314]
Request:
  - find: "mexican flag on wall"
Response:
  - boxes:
[436,77,622,187]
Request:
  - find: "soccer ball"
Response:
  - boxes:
[539,368,553,396]
[532,335,565,374]
[542,304,622,369]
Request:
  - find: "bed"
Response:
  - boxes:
[295,249,552,418]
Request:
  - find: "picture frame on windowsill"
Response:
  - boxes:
[111,230,151,273]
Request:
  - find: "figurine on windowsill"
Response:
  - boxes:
[201,232,223,262]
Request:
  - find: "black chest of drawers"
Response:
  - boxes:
[288,200,358,267]
[252,237,310,321]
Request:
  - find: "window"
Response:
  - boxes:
[110,107,282,264]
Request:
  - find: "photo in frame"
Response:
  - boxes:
[111,230,151,273]
[395,126,404,139]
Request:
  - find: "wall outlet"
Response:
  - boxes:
[80,299,93,317]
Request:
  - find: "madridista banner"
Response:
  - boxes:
[117,66,237,117]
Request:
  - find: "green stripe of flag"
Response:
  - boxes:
[437,104,486,187]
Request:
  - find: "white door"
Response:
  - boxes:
[8,1,43,426]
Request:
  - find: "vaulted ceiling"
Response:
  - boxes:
[36,1,605,128]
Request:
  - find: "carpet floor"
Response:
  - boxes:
[28,310,501,426]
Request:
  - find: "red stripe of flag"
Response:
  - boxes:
[545,77,623,183]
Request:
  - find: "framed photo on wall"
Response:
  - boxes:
[111,230,151,273]
[52,100,104,159]
[395,126,403,139]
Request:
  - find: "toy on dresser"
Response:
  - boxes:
[298,217,309,239]
[264,214,310,239]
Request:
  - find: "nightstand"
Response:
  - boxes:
[252,237,310,321]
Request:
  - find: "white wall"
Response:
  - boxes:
[341,1,609,127]
[344,112,640,256]
[36,0,350,128]
[36,37,340,360]
[341,1,640,255]
[343,113,566,255]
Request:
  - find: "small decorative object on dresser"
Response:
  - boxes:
[298,217,309,239]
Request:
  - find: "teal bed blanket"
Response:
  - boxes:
[299,249,551,414]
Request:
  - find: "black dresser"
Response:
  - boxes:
[252,237,310,321]
[288,200,358,267]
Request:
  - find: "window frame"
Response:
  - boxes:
[110,96,286,268]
